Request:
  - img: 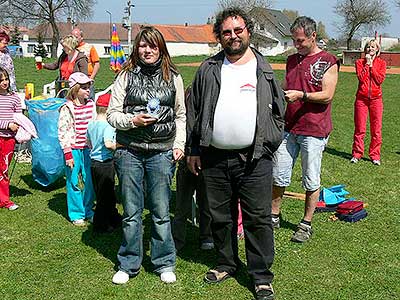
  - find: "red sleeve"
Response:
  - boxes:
[370,58,386,85]
[355,58,369,83]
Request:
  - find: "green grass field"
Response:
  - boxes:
[1,57,399,300]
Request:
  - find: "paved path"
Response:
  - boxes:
[177,62,400,74]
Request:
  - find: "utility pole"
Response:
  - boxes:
[122,1,135,55]
[106,10,112,41]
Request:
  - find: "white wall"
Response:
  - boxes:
[361,37,400,51]
[19,40,220,58]
[258,37,293,56]
[166,42,220,57]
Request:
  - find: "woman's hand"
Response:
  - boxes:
[66,159,74,169]
[173,148,184,161]
[8,122,19,132]
[132,113,157,127]
[365,54,373,66]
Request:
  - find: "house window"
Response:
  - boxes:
[104,46,110,55]
[27,44,35,53]
[46,45,52,53]
[284,42,288,49]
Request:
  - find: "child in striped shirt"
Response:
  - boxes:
[58,72,95,226]
[0,67,20,210]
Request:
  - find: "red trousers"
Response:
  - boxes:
[352,97,383,160]
[0,137,16,208]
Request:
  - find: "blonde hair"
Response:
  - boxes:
[66,84,80,100]
[96,106,107,115]
[61,34,78,50]
[364,39,381,56]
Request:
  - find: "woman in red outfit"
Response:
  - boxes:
[351,39,386,166]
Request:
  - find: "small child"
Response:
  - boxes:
[0,67,20,211]
[58,72,95,226]
[86,93,122,233]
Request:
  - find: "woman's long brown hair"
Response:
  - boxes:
[122,26,178,82]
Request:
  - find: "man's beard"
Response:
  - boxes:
[224,38,249,56]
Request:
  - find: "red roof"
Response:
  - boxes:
[27,22,216,44]
[153,24,216,43]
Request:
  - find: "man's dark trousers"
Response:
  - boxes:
[201,147,274,285]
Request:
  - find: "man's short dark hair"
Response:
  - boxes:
[290,16,316,38]
[213,7,254,39]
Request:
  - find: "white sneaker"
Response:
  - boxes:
[112,270,130,284]
[72,219,86,227]
[372,160,381,166]
[350,157,359,163]
[160,271,176,283]
[8,204,19,211]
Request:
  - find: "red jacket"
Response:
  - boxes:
[355,57,386,100]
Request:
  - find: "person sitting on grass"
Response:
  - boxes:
[58,72,95,226]
[0,67,20,211]
[86,93,122,233]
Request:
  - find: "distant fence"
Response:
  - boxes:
[343,50,400,67]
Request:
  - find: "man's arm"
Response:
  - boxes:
[90,46,100,79]
[284,64,338,104]
[91,62,100,80]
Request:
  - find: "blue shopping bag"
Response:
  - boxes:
[26,98,66,186]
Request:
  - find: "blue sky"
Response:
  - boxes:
[92,0,400,38]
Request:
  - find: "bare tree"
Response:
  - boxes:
[282,9,299,23]
[334,0,390,50]
[317,21,329,40]
[6,0,95,57]
[218,0,272,12]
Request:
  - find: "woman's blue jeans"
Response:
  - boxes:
[114,148,176,275]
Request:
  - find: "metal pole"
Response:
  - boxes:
[106,10,112,41]
[127,1,135,55]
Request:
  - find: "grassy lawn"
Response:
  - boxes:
[1,58,399,300]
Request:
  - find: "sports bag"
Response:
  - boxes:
[336,200,364,215]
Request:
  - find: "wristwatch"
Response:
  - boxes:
[302,91,308,102]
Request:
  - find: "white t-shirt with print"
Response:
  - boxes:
[211,57,257,149]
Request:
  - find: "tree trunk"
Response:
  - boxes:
[49,20,60,58]
[346,38,351,50]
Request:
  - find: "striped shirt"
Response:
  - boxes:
[73,100,94,148]
[0,93,22,137]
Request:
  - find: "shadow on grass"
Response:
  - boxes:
[20,174,66,192]
[48,192,69,222]
[325,147,352,160]
[279,218,297,231]
[81,226,122,265]
[10,185,32,197]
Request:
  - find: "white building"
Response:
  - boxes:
[250,8,294,56]
[19,21,218,58]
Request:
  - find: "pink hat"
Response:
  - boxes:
[68,72,93,88]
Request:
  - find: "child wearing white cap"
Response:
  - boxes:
[58,72,95,226]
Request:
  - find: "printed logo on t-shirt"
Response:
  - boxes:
[308,58,332,86]
[240,83,256,93]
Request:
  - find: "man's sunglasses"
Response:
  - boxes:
[221,25,246,38]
